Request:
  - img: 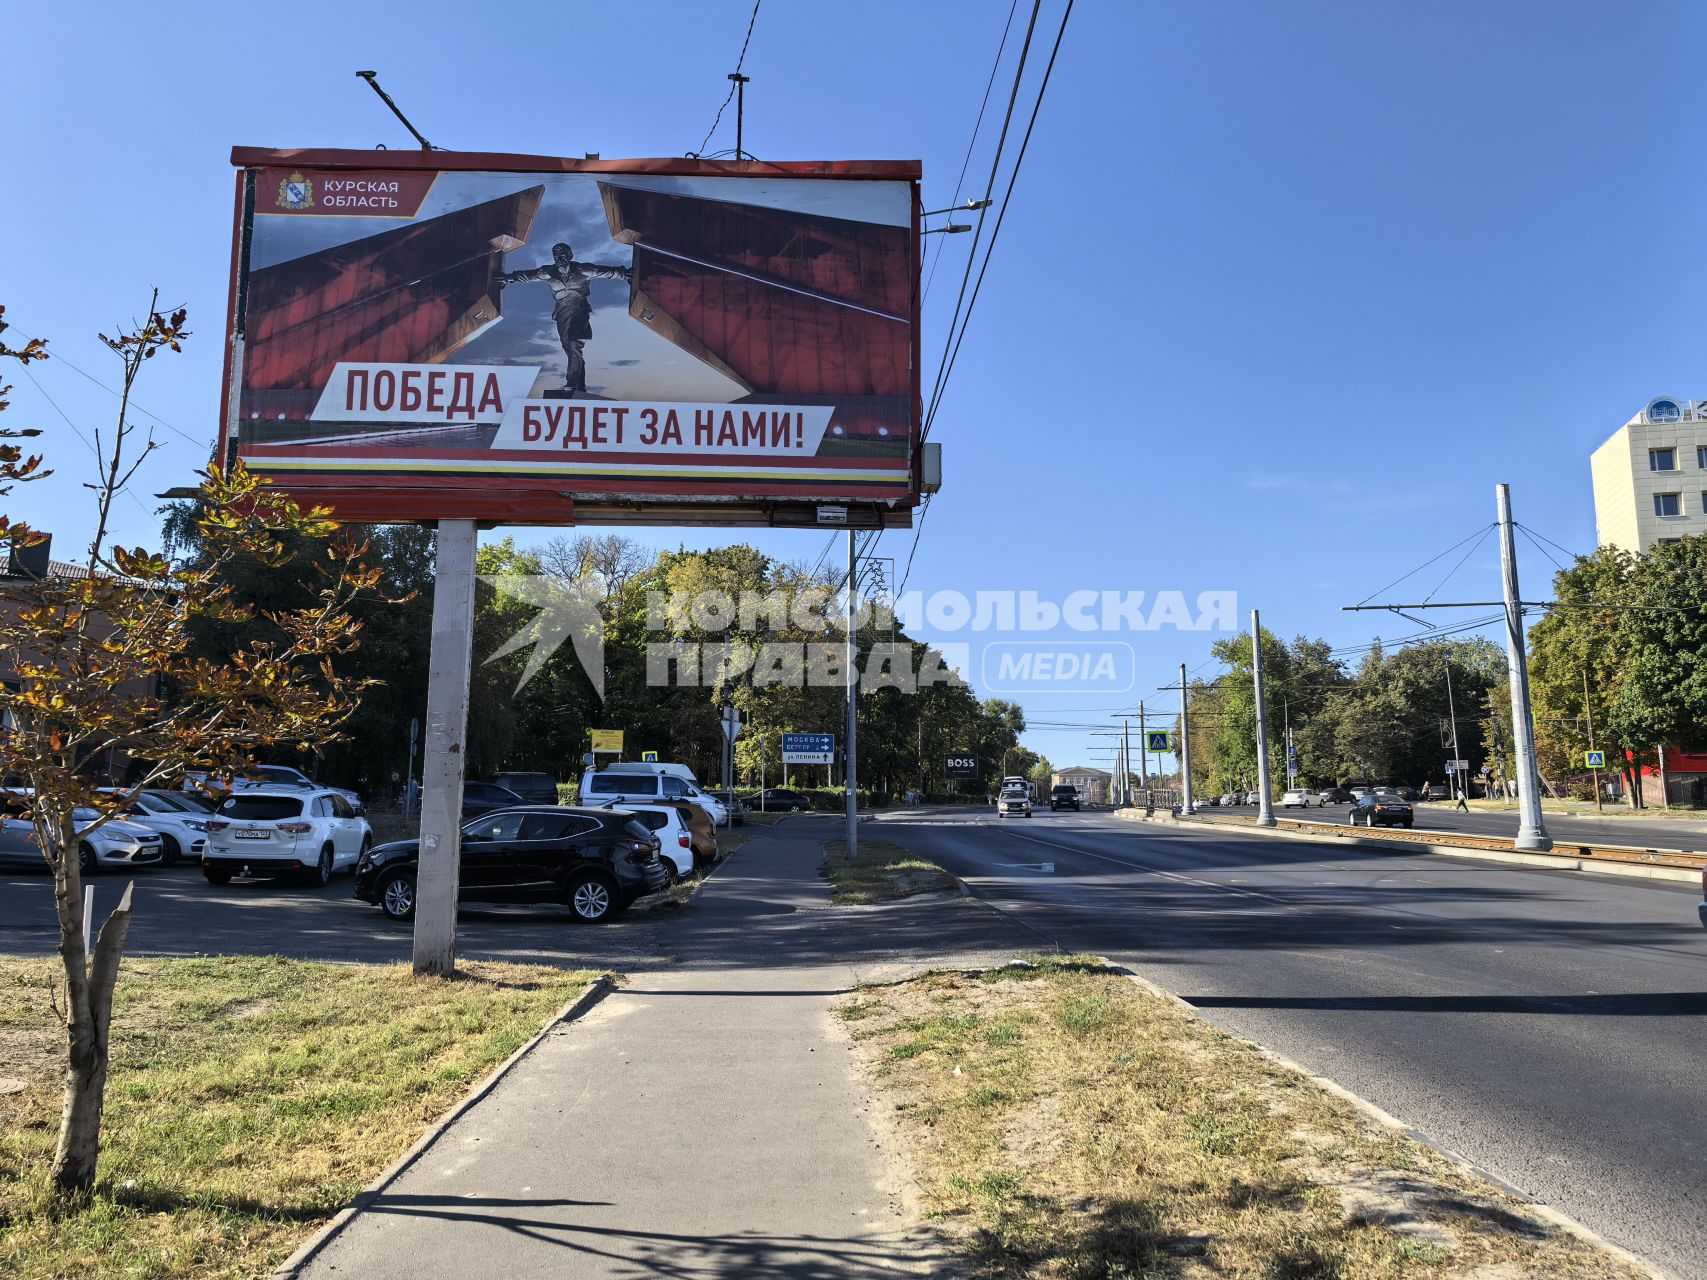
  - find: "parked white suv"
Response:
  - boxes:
[183,765,360,806]
[578,769,728,825]
[609,804,696,885]
[202,788,372,886]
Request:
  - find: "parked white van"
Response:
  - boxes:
[578,768,729,825]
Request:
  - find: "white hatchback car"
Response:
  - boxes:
[608,804,696,885]
[202,788,372,886]
[997,787,1033,818]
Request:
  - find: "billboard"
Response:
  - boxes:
[219,149,922,527]
[945,753,978,779]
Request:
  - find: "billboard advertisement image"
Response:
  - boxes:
[221,149,922,526]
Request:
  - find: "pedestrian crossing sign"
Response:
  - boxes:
[1146,731,1172,752]
[642,750,659,763]
[1584,750,1605,768]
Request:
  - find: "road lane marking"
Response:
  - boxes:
[979,825,1304,912]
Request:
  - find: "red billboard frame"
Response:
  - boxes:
[220,148,923,528]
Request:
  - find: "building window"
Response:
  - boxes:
[1650,448,1677,472]
[1697,446,1707,469]
[1654,492,1682,517]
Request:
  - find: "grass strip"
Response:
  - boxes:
[841,955,1643,1279]
[0,955,597,1280]
[822,837,960,904]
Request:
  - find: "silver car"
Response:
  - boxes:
[0,803,165,874]
[996,787,1032,818]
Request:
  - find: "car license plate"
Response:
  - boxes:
[234,829,270,840]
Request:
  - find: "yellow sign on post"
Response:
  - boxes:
[590,730,625,753]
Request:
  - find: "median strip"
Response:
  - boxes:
[842,955,1651,1279]
[0,956,600,1280]
[822,836,960,903]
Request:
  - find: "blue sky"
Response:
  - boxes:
[4,0,1702,772]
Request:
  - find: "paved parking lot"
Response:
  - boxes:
[0,861,670,972]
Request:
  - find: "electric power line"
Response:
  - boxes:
[694,0,763,157]
[923,0,1021,301]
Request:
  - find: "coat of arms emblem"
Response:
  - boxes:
[276,172,315,211]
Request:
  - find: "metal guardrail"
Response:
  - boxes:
[1188,809,1707,873]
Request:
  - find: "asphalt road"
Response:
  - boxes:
[873,806,1707,1279]
[1210,799,1707,851]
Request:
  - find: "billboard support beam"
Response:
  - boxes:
[845,529,859,862]
[412,519,478,976]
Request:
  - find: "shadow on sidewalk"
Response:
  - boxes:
[351,1193,933,1277]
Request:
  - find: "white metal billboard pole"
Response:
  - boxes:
[845,530,859,860]
[412,519,478,976]
[1252,609,1277,828]
[1497,483,1551,851]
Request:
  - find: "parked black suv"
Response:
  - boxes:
[354,805,666,923]
[463,780,525,818]
[1049,784,1081,811]
[489,772,560,805]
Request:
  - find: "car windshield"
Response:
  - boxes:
[218,795,305,820]
[144,790,202,813]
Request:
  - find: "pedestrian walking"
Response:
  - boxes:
[1454,787,1469,812]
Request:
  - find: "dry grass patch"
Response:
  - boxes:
[843,955,1644,1279]
[822,837,960,903]
[0,954,598,1279]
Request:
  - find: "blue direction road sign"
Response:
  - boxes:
[782,732,835,765]
[1584,750,1606,768]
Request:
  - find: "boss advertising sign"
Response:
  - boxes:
[945,753,978,779]
[220,149,923,527]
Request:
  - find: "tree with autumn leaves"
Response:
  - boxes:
[0,301,392,1196]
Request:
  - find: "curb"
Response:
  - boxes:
[1101,959,1671,1280]
[1113,809,1702,886]
[271,974,614,1279]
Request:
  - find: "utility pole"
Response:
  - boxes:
[845,529,859,861]
[1443,660,1463,804]
[729,72,750,161]
[1252,610,1276,827]
[1121,718,1132,807]
[1582,665,1602,812]
[413,519,477,977]
[1496,483,1551,850]
[1179,663,1195,815]
[1136,702,1149,790]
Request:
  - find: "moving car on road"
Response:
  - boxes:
[202,788,372,887]
[1049,784,1081,811]
[997,786,1032,818]
[1281,788,1314,809]
[354,805,667,923]
[1347,793,1414,828]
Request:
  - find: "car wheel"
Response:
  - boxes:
[660,859,680,888]
[79,843,96,875]
[203,867,232,886]
[378,869,416,921]
[160,833,183,866]
[567,873,616,923]
[309,844,333,887]
[1401,820,1413,829]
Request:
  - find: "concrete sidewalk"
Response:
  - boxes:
[291,816,1031,1279]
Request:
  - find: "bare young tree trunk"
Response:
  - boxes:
[48,856,134,1197]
